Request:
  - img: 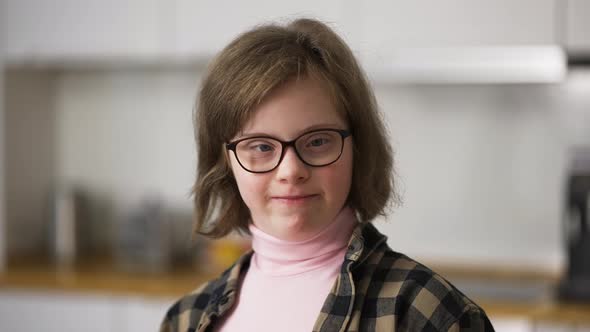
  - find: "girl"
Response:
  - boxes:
[160,18,494,332]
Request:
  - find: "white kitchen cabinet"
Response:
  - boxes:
[116,296,175,332]
[173,0,350,59]
[0,0,174,64]
[534,322,576,331]
[534,322,590,332]
[1,0,351,64]
[0,290,116,332]
[0,0,565,65]
[355,0,557,53]
[488,317,532,332]
[0,290,174,332]
[350,0,565,84]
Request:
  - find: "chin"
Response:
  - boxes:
[274,214,317,241]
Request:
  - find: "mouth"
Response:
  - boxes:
[271,194,319,204]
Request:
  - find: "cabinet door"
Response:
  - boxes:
[0,0,173,63]
[0,290,115,332]
[355,0,557,54]
[115,297,175,332]
[347,0,563,84]
[489,317,532,332]
[534,322,574,332]
[174,0,348,58]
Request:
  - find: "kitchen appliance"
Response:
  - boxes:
[115,197,172,273]
[114,196,198,274]
[559,148,590,302]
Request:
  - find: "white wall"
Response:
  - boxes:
[379,85,567,270]
[52,68,199,251]
[7,68,590,273]
[54,68,198,210]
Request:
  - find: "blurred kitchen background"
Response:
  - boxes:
[1,0,590,331]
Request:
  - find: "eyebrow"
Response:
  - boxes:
[239,123,344,139]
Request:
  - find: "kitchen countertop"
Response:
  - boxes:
[1,256,589,325]
[0,256,216,299]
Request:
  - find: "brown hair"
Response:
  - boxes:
[193,18,399,238]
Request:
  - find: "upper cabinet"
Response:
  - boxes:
[354,0,557,52]
[0,0,175,64]
[173,0,348,59]
[349,0,565,84]
[0,0,348,65]
[174,0,560,60]
[0,0,576,65]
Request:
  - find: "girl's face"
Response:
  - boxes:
[228,77,353,241]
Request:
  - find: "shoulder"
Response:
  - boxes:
[159,252,252,332]
[159,276,220,332]
[352,225,494,330]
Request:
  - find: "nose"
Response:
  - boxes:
[275,146,310,183]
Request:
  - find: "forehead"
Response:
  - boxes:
[238,77,347,138]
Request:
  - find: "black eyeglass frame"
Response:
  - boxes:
[226,128,352,174]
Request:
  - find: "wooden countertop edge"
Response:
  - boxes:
[0,256,221,299]
[476,300,590,323]
[1,257,589,324]
[424,261,562,283]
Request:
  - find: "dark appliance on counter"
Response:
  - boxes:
[115,197,173,274]
[114,196,195,274]
[559,148,590,302]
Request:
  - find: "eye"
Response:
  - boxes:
[241,139,278,154]
[309,138,329,147]
[252,143,274,152]
[303,133,334,149]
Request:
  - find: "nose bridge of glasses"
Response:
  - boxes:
[279,140,306,165]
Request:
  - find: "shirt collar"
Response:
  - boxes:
[344,222,388,267]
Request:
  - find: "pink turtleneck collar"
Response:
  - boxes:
[248,207,358,277]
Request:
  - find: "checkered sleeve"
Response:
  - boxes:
[158,291,212,332]
[158,253,250,332]
[448,305,495,332]
[159,316,173,332]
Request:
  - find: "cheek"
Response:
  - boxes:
[229,156,267,208]
[320,146,353,199]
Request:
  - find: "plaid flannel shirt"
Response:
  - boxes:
[160,222,495,332]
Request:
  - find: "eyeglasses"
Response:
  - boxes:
[226,128,352,173]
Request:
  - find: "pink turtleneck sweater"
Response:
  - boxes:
[215,207,358,332]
